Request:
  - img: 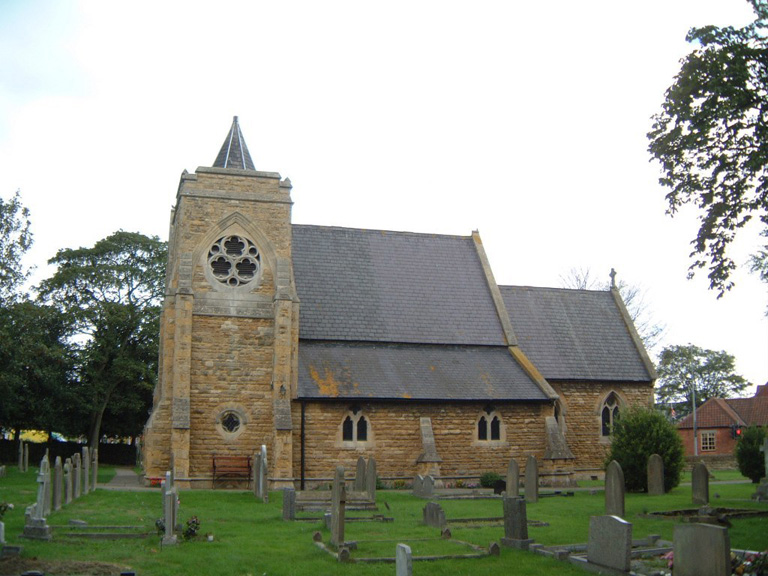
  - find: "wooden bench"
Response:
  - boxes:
[212,455,252,488]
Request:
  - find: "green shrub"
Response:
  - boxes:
[479,472,502,488]
[606,405,684,492]
[735,425,766,483]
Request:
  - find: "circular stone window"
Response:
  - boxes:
[220,411,241,433]
[208,235,261,287]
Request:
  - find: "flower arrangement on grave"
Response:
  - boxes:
[182,516,200,540]
[0,502,14,519]
[733,550,768,576]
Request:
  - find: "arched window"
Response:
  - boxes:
[490,416,501,441]
[342,416,354,441]
[340,410,371,445]
[600,393,621,437]
[357,416,368,441]
[478,416,488,440]
[476,409,504,442]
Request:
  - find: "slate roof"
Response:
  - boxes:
[292,225,506,345]
[678,384,768,429]
[500,286,653,382]
[213,116,256,170]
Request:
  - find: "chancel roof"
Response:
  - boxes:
[213,116,256,170]
[500,286,653,382]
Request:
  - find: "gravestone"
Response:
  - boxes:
[52,457,63,511]
[365,457,377,500]
[91,449,98,491]
[354,457,366,492]
[0,520,4,544]
[674,523,730,576]
[22,457,52,540]
[422,501,447,529]
[605,460,625,518]
[162,471,178,546]
[82,446,90,494]
[587,515,632,572]
[252,452,262,496]
[73,453,82,499]
[64,458,73,505]
[282,488,296,521]
[506,457,520,497]
[500,495,533,549]
[41,455,52,517]
[396,543,412,576]
[413,474,434,498]
[23,443,29,472]
[524,455,538,503]
[647,453,665,496]
[254,444,268,502]
[330,466,346,549]
[17,441,24,471]
[692,462,709,506]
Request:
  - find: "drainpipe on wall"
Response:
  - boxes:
[300,401,306,490]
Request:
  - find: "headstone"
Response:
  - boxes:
[692,462,709,506]
[647,453,665,495]
[587,515,632,572]
[162,471,178,546]
[52,457,63,511]
[605,460,625,518]
[91,449,99,491]
[254,444,268,502]
[500,495,533,549]
[73,453,82,499]
[412,475,423,496]
[524,455,538,503]
[41,456,52,517]
[64,459,73,505]
[506,457,520,497]
[0,520,4,544]
[23,443,29,472]
[330,466,346,549]
[422,501,447,529]
[365,457,377,500]
[21,458,52,540]
[412,474,434,498]
[82,446,90,494]
[17,441,24,471]
[252,452,262,496]
[674,523,730,576]
[354,457,366,492]
[282,488,296,521]
[396,543,412,576]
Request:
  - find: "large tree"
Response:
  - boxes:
[0,190,32,304]
[656,343,750,416]
[647,0,768,295]
[37,231,167,447]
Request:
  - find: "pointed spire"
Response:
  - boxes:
[213,116,256,170]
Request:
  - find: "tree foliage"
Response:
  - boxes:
[37,231,167,446]
[648,1,768,294]
[656,343,750,415]
[606,405,685,492]
[750,232,768,315]
[0,190,32,304]
[735,425,766,483]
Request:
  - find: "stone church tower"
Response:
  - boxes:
[142,117,297,488]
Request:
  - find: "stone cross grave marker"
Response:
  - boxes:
[396,543,413,576]
[524,455,538,503]
[500,495,533,549]
[647,453,665,496]
[53,457,63,511]
[64,458,73,505]
[354,457,366,492]
[674,523,730,576]
[587,515,632,572]
[506,457,520,497]
[82,446,90,494]
[330,466,346,549]
[22,455,52,540]
[605,460,625,518]
[366,456,377,500]
[73,452,82,499]
[423,501,447,529]
[692,462,710,506]
[282,487,296,521]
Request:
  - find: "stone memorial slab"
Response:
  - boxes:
[396,543,412,576]
[674,523,730,576]
[17,442,24,471]
[587,515,632,572]
[354,457,366,492]
[64,459,73,505]
[23,443,29,472]
[41,456,52,517]
[506,457,520,497]
[500,495,533,549]
[0,520,4,544]
[91,449,98,491]
[422,501,446,529]
[647,453,665,496]
[692,462,709,506]
[605,460,625,518]
[73,453,82,499]
[162,471,178,546]
[365,457,377,500]
[82,447,90,494]
[524,455,538,503]
[52,457,63,511]
[330,466,346,549]
[282,488,296,521]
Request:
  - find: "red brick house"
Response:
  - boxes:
[677,384,768,466]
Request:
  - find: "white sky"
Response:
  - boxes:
[1,0,766,391]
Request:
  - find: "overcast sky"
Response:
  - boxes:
[1,0,766,391]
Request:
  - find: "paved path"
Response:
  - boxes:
[102,467,157,491]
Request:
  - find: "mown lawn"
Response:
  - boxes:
[1,466,766,576]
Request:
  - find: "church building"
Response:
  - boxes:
[142,117,656,488]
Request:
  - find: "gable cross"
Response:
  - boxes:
[609,268,617,289]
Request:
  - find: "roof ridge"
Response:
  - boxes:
[292,223,472,240]
[499,285,610,295]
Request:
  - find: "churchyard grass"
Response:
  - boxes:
[1,466,766,575]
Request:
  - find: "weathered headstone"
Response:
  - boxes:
[254,444,268,502]
[282,488,296,521]
[587,515,632,572]
[500,495,533,549]
[396,543,412,576]
[17,441,24,471]
[41,455,52,517]
[22,457,52,540]
[91,449,99,492]
[647,453,665,496]
[64,458,73,505]
[252,451,262,496]
[23,443,29,472]
[73,453,82,499]
[52,457,63,511]
[162,471,178,546]
[330,466,346,549]
[365,456,377,500]
[412,474,434,498]
[0,520,4,544]
[692,462,709,506]
[524,455,538,503]
[82,446,90,494]
[422,501,447,529]
[605,460,625,518]
[674,523,730,576]
[412,475,423,496]
[354,457,366,492]
[506,457,520,497]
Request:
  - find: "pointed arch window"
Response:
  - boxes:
[340,409,371,446]
[600,393,621,437]
[476,408,504,443]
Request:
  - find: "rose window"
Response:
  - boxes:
[208,235,261,286]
